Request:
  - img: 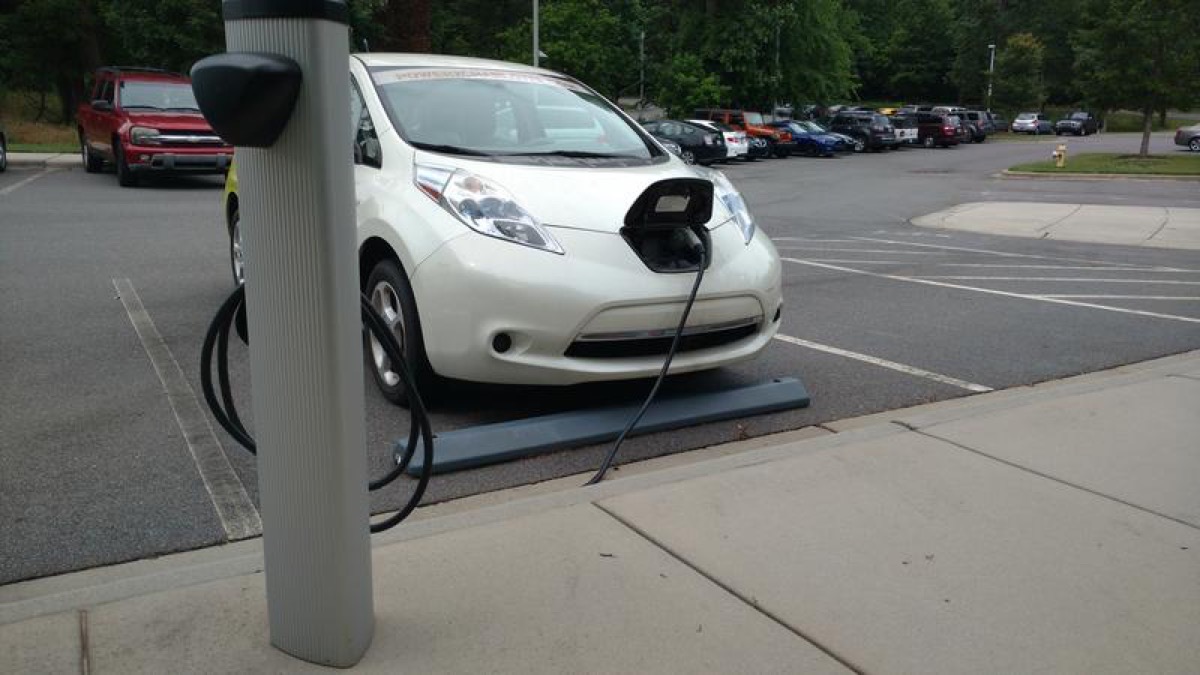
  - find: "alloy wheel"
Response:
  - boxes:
[369,280,407,387]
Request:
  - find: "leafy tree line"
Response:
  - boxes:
[1,0,1195,156]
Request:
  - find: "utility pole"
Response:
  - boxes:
[533,0,540,67]
[986,43,996,112]
[774,24,781,111]
[639,30,645,107]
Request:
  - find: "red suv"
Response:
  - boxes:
[77,67,232,187]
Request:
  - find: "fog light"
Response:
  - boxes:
[139,155,150,161]
[492,332,513,354]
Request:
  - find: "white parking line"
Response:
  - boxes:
[776,247,947,255]
[850,236,1196,272]
[782,258,1200,325]
[1040,295,1200,300]
[0,169,57,197]
[773,334,993,393]
[803,260,1187,272]
[113,278,261,541]
[916,276,1200,285]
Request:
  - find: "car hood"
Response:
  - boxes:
[428,156,733,234]
[125,111,215,130]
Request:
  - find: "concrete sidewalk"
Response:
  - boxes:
[3,353,1199,673]
[913,201,1200,250]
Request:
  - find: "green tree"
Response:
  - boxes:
[992,32,1045,113]
[1073,0,1198,156]
[654,52,727,118]
[497,0,638,100]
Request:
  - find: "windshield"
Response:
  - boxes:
[1071,112,1089,120]
[370,68,657,163]
[1017,113,1037,120]
[799,121,827,133]
[743,112,764,125]
[119,81,200,111]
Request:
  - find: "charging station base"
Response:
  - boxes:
[401,377,810,475]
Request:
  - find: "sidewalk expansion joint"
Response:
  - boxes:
[78,609,90,675]
[913,429,1200,532]
[590,502,868,675]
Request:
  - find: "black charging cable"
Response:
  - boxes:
[199,283,433,533]
[585,234,709,485]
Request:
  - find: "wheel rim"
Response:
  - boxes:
[681,150,695,164]
[1191,139,1200,152]
[369,280,406,388]
[80,138,88,165]
[230,215,245,285]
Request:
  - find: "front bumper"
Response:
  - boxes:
[123,143,233,174]
[411,222,783,386]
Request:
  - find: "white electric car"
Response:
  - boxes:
[223,54,782,405]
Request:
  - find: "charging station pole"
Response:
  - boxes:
[197,0,373,666]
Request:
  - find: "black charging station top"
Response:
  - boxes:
[223,0,348,23]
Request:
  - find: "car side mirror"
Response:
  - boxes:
[362,138,381,167]
[92,100,112,112]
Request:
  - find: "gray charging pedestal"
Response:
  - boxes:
[197,1,373,666]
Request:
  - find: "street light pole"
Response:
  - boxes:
[533,0,540,67]
[986,43,996,112]
[639,29,645,109]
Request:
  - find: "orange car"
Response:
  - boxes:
[693,108,796,158]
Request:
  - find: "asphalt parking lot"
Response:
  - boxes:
[3,132,1199,583]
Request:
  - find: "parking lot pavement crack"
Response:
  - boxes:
[78,609,90,675]
[1035,203,1083,233]
[590,502,868,675]
[1146,207,1172,243]
[912,429,1200,532]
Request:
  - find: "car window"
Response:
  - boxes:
[1071,112,1089,120]
[370,68,656,164]
[350,78,382,168]
[118,81,199,111]
[100,80,115,104]
[743,112,763,124]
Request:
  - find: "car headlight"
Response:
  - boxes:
[130,126,160,145]
[414,164,564,254]
[710,171,755,244]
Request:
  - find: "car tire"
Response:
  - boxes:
[680,149,696,165]
[79,131,103,173]
[228,206,245,286]
[923,136,935,149]
[1189,138,1200,152]
[114,139,137,187]
[0,137,6,173]
[853,139,866,153]
[364,257,434,408]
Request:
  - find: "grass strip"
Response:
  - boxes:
[1010,152,1200,176]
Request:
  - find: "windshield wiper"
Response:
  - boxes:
[165,106,201,112]
[410,141,492,157]
[512,150,634,159]
[121,105,162,111]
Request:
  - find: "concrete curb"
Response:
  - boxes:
[5,153,80,169]
[1001,169,1200,181]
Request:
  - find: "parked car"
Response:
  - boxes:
[887,113,920,145]
[224,54,782,404]
[641,119,727,165]
[829,111,897,152]
[959,110,990,142]
[746,136,771,159]
[687,119,750,161]
[693,108,796,157]
[946,114,972,143]
[768,120,842,157]
[915,112,961,148]
[1055,111,1099,136]
[1011,112,1053,134]
[0,122,7,172]
[797,120,859,151]
[76,66,233,187]
[988,112,1008,131]
[1176,123,1200,152]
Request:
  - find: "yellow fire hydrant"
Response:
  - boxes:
[1053,143,1067,168]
